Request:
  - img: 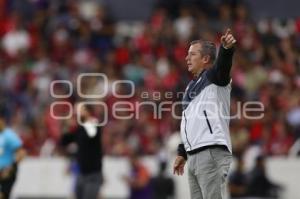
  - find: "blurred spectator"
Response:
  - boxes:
[123,153,151,199]
[247,156,282,198]
[150,161,175,199]
[60,103,103,199]
[174,7,194,40]
[2,13,30,58]
[0,110,26,199]
[264,120,294,156]
[229,157,248,198]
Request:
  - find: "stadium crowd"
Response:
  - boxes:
[0,0,299,160]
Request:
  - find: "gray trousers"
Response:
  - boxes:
[187,147,232,199]
[75,172,101,199]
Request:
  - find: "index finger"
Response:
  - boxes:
[224,28,231,37]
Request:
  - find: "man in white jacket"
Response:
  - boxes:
[173,29,236,199]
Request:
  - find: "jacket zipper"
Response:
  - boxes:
[204,110,213,134]
[183,112,192,149]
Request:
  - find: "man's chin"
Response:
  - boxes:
[188,67,195,74]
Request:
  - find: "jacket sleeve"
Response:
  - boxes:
[207,46,235,86]
[177,143,187,160]
[60,131,76,146]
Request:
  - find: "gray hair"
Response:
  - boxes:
[190,40,216,63]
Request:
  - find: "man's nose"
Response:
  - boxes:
[185,55,189,61]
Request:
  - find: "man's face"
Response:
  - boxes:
[185,43,208,76]
[74,103,88,121]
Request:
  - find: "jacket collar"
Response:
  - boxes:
[193,69,206,80]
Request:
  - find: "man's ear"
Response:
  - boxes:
[202,55,211,64]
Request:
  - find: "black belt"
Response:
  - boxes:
[187,145,228,155]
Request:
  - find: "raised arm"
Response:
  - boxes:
[208,29,236,86]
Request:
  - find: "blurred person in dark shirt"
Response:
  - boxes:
[60,103,103,199]
[228,157,248,198]
[0,110,26,199]
[247,156,282,198]
[150,161,174,199]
